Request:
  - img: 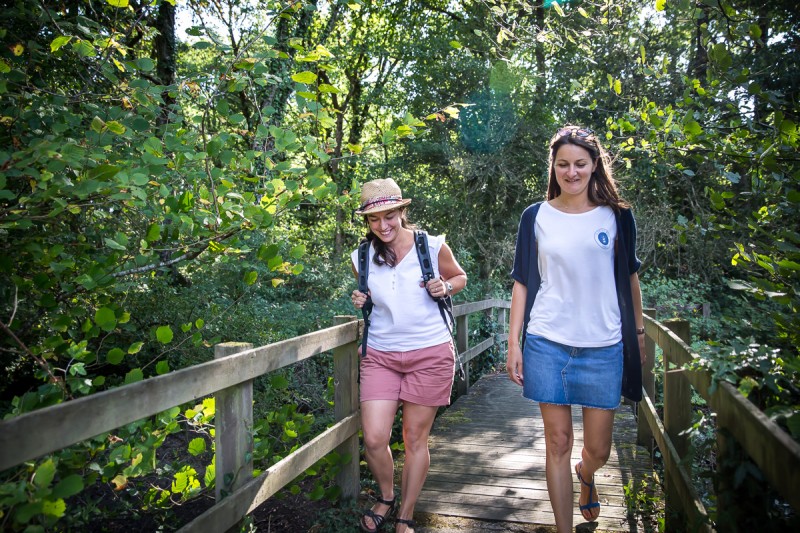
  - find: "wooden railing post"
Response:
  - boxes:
[637,308,656,451]
[214,342,254,507]
[497,305,508,350]
[662,318,692,530]
[333,316,360,501]
[455,314,469,397]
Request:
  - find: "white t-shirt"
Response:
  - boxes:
[351,234,452,352]
[528,202,622,347]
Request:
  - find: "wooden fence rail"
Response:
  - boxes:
[637,313,800,531]
[0,299,509,531]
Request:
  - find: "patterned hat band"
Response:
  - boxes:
[358,195,404,212]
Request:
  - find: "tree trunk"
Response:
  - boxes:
[154,0,176,126]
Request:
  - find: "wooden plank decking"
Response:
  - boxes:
[417,372,655,531]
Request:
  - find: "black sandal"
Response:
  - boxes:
[395,518,416,532]
[360,495,396,533]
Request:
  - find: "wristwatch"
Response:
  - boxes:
[636,327,645,335]
[444,281,453,295]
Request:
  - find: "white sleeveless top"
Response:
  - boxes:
[351,234,452,351]
[528,202,622,347]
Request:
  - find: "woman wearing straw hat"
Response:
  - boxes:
[350,178,467,533]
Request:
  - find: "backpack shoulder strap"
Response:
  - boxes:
[357,239,370,293]
[414,230,435,282]
[357,239,373,362]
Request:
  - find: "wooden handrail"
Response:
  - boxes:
[638,314,800,529]
[0,299,510,531]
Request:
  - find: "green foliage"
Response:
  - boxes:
[624,473,665,533]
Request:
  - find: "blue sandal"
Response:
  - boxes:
[575,461,600,521]
[360,495,396,532]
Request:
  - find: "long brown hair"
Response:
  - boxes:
[362,208,418,267]
[546,126,629,212]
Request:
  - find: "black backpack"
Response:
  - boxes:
[357,231,462,378]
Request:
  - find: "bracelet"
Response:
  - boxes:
[636,327,645,335]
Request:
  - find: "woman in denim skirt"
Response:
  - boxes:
[506,126,646,532]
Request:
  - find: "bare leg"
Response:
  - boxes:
[576,406,615,521]
[539,403,574,533]
[395,402,438,532]
[361,399,400,530]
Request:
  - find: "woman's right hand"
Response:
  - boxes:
[507,343,523,386]
[351,289,368,309]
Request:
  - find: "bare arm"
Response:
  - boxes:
[506,280,527,386]
[426,242,467,298]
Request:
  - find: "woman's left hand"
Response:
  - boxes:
[422,277,448,299]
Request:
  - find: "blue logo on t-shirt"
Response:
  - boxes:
[595,229,611,249]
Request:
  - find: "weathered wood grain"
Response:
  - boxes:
[417,372,655,531]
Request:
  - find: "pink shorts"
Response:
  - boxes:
[360,341,456,407]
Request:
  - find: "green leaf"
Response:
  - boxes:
[91,116,105,133]
[317,84,340,93]
[51,36,72,52]
[41,498,66,518]
[124,368,143,384]
[106,0,129,7]
[34,459,57,488]
[95,307,117,331]
[106,120,126,135]
[244,271,258,285]
[655,0,666,11]
[289,244,306,259]
[145,223,161,242]
[106,348,125,364]
[104,237,127,251]
[52,475,84,499]
[188,438,206,456]
[270,374,290,389]
[156,326,173,344]
[128,341,144,354]
[156,360,170,375]
[291,71,317,84]
[449,40,462,49]
[613,79,622,95]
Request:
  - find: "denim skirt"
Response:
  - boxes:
[522,333,623,409]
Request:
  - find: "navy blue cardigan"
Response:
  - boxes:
[510,202,643,402]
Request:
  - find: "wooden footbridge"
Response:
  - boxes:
[417,372,651,531]
[1,300,798,532]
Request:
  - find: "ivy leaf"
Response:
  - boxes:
[156,325,173,344]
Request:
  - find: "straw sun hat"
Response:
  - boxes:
[354,178,412,215]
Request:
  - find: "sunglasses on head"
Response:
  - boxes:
[557,127,595,138]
